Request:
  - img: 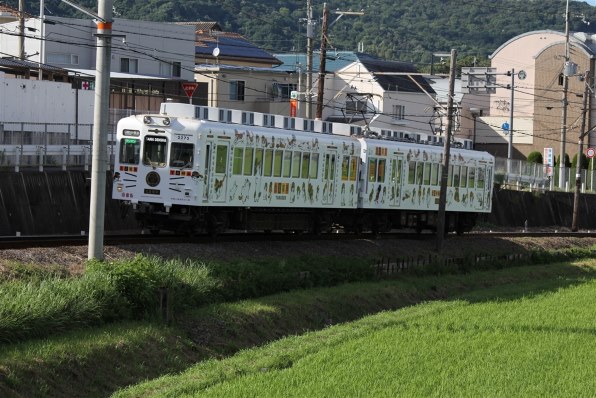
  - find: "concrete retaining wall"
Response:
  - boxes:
[1,171,595,235]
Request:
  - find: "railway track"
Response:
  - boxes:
[2,230,596,250]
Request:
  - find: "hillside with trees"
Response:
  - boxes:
[6,0,596,70]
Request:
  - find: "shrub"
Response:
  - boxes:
[527,151,543,164]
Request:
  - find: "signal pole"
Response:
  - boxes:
[315,3,329,120]
[560,0,571,189]
[572,71,591,231]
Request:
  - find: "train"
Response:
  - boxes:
[112,102,494,236]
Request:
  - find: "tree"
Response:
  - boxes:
[571,153,589,170]
[527,151,543,164]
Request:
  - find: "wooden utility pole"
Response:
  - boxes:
[315,3,328,120]
[436,49,457,252]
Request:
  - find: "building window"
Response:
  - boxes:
[47,53,79,65]
[121,58,138,73]
[558,73,564,86]
[230,80,245,101]
[392,104,405,120]
[270,82,297,100]
[172,62,181,77]
[346,99,367,113]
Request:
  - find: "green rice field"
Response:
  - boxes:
[115,266,596,397]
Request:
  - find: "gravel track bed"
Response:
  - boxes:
[2,234,595,277]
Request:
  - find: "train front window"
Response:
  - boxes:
[170,143,194,168]
[119,138,140,164]
[143,136,167,167]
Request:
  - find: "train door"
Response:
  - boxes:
[202,143,212,201]
[211,141,229,203]
[322,151,337,205]
[389,155,404,207]
[474,162,488,210]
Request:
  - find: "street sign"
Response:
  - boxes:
[588,147,595,158]
[501,122,510,132]
[182,82,199,98]
[461,67,497,94]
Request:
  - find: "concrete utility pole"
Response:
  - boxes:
[572,71,591,231]
[560,0,571,190]
[315,3,329,120]
[88,0,113,260]
[18,0,25,60]
[436,49,457,253]
[305,0,314,119]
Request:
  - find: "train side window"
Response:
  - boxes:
[460,166,468,188]
[170,143,194,168]
[368,158,377,182]
[301,153,310,178]
[254,148,263,175]
[292,151,301,178]
[283,151,292,178]
[468,166,476,187]
[452,165,460,187]
[243,148,254,176]
[408,161,416,184]
[342,157,350,181]
[416,162,424,185]
[215,145,228,174]
[119,138,140,164]
[350,156,358,181]
[329,154,336,178]
[396,159,403,183]
[143,135,167,167]
[273,150,283,177]
[309,153,319,179]
[423,162,431,185]
[477,166,485,188]
[264,149,273,177]
[232,147,243,175]
[377,159,386,182]
[430,163,439,185]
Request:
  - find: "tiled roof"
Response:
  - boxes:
[0,57,68,73]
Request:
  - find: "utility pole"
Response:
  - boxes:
[18,0,25,60]
[88,0,113,260]
[572,71,591,231]
[305,0,314,119]
[315,3,329,120]
[436,49,457,253]
[315,6,363,120]
[560,0,571,190]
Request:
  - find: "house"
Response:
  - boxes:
[276,51,437,136]
[188,22,297,114]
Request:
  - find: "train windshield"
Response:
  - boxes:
[170,143,194,168]
[143,135,167,167]
[119,138,140,164]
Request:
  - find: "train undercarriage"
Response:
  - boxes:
[130,202,477,236]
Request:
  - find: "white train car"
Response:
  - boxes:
[112,102,494,235]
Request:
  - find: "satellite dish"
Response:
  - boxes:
[212,47,220,57]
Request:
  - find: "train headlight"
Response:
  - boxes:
[143,116,153,124]
[162,117,171,126]
[116,184,123,192]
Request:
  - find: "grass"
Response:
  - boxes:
[1,254,596,397]
[113,261,596,397]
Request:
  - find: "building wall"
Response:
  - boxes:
[195,69,297,116]
[0,16,195,81]
[0,72,94,124]
[534,42,593,161]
